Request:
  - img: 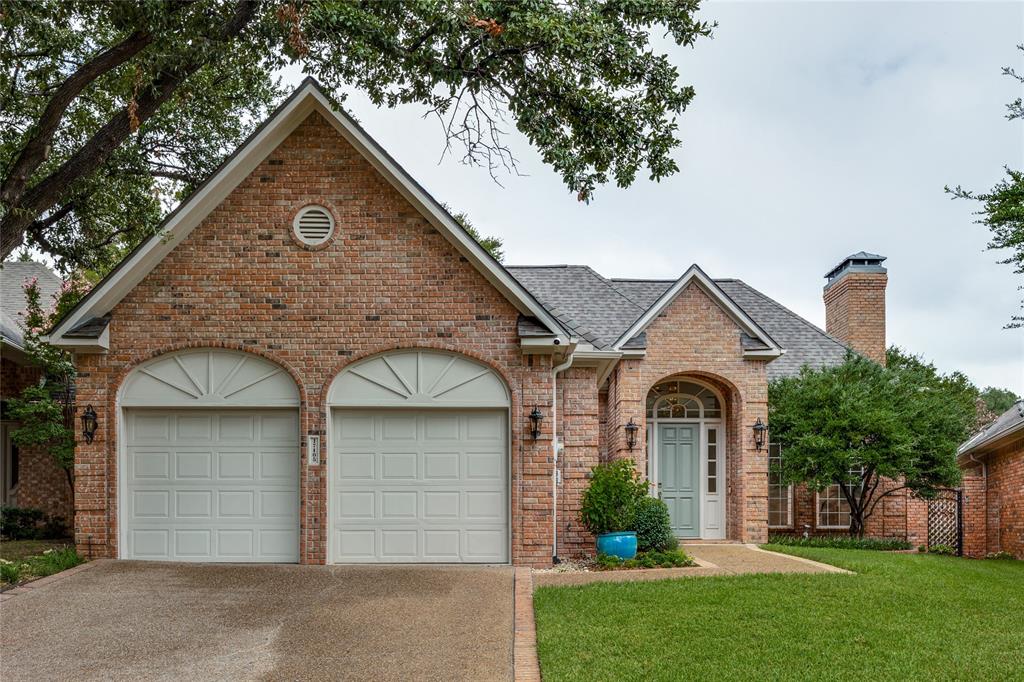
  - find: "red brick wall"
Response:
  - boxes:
[72,112,560,565]
[823,271,887,365]
[557,366,599,559]
[604,283,771,543]
[773,478,928,546]
[1,356,73,524]
[962,437,1024,559]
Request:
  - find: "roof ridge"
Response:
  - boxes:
[726,279,849,352]
[582,267,648,314]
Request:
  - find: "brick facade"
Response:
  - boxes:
[823,271,887,365]
[603,284,770,544]
[961,436,1024,559]
[72,112,566,566]
[1,356,74,524]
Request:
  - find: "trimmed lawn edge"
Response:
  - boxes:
[0,558,102,599]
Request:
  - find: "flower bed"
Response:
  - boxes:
[595,548,695,570]
[768,534,912,551]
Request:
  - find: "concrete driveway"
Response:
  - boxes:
[0,560,513,681]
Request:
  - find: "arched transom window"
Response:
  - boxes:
[646,379,722,419]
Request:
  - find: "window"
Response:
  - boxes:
[646,379,721,419]
[707,428,718,494]
[767,443,792,528]
[816,466,864,529]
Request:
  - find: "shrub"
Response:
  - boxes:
[767,534,912,551]
[595,548,695,570]
[928,544,956,556]
[635,496,677,552]
[0,507,68,540]
[580,460,646,535]
[986,551,1016,560]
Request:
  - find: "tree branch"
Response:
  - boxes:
[0,0,259,260]
[1,29,155,208]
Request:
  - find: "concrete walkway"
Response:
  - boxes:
[684,543,851,575]
[1,561,514,681]
[534,543,847,587]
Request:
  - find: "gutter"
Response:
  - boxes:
[550,346,576,564]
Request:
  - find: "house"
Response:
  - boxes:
[45,79,913,566]
[959,402,1024,559]
[1,261,74,524]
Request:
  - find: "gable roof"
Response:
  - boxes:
[48,78,567,348]
[1,261,62,352]
[611,264,781,356]
[958,401,1024,461]
[508,265,851,378]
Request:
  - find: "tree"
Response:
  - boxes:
[979,386,1021,416]
[6,271,90,503]
[768,350,973,537]
[947,44,1024,328]
[444,204,503,262]
[1,1,713,272]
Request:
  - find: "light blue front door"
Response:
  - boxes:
[658,424,699,538]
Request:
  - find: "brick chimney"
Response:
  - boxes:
[823,252,888,365]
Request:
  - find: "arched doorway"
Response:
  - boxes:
[646,376,726,540]
[119,349,301,562]
[327,349,511,563]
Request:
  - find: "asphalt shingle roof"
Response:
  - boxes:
[959,401,1024,455]
[1,261,62,349]
[507,266,850,378]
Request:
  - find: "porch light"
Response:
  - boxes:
[751,417,768,451]
[624,418,640,451]
[529,407,543,440]
[81,405,98,444]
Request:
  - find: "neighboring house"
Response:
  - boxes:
[46,79,913,566]
[0,261,73,523]
[959,402,1024,559]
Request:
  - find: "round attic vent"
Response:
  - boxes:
[292,205,335,246]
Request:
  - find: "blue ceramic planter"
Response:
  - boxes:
[596,531,638,560]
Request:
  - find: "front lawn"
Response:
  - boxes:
[533,546,1024,680]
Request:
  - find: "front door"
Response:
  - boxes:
[658,424,699,538]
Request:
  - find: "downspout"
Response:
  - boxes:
[551,350,575,564]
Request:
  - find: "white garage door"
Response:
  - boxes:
[331,409,508,563]
[124,409,300,562]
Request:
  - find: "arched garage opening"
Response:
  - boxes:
[327,349,510,564]
[119,349,300,562]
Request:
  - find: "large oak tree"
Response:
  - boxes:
[1,0,712,273]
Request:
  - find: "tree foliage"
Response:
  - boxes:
[768,350,973,537]
[947,44,1024,328]
[979,385,1021,416]
[444,203,503,262]
[5,271,89,494]
[1,0,713,272]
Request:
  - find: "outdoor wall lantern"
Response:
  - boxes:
[529,407,543,440]
[624,417,640,451]
[751,417,768,451]
[81,404,98,444]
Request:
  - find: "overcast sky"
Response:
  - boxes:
[285,2,1021,393]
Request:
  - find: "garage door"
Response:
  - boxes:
[331,409,508,563]
[124,409,300,562]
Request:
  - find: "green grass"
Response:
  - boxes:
[0,538,74,562]
[0,544,83,587]
[533,546,1024,681]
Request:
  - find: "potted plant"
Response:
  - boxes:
[580,460,646,559]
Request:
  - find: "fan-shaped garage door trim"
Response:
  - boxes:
[328,350,509,408]
[121,349,299,408]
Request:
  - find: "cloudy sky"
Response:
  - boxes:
[298,2,1023,393]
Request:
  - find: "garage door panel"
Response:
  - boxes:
[331,409,507,563]
[125,410,299,562]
